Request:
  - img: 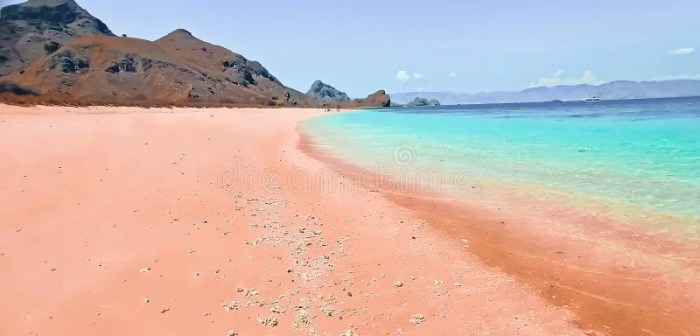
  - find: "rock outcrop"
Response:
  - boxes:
[0,0,114,76]
[335,90,390,108]
[406,97,440,107]
[359,90,391,107]
[306,80,350,102]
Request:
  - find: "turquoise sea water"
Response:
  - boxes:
[304,97,700,235]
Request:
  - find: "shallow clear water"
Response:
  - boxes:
[304,97,700,234]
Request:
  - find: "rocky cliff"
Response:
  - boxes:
[306,80,350,102]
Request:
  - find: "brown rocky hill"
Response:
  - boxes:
[0,0,113,76]
[5,29,314,105]
[357,90,391,107]
[318,89,391,109]
[0,0,389,107]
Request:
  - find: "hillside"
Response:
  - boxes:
[0,0,391,107]
[5,32,314,105]
[0,0,114,76]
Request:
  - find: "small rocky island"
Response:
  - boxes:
[406,97,441,107]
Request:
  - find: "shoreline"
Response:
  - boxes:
[299,114,700,336]
[0,105,582,335]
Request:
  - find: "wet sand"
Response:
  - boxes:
[0,105,582,335]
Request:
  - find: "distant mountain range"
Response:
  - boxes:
[391,80,700,105]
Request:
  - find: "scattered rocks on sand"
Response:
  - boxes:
[257,316,279,327]
[227,329,238,336]
[321,306,335,317]
[222,301,240,312]
[393,280,403,287]
[409,313,425,325]
[269,304,285,314]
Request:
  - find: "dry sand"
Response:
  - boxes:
[0,105,587,335]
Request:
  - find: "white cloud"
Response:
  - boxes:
[448,72,458,77]
[669,47,694,56]
[531,69,601,88]
[396,70,410,85]
[417,87,425,91]
[413,72,424,79]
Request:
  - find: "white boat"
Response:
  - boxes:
[583,96,601,102]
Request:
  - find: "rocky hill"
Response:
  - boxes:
[0,0,389,107]
[306,80,350,102]
[0,0,114,76]
[5,31,316,105]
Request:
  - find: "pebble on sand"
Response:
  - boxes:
[409,313,425,325]
[393,281,403,287]
[222,301,240,312]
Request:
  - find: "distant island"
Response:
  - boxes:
[405,97,441,107]
[392,80,700,105]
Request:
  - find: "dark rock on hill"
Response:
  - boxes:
[0,0,114,76]
[306,80,350,102]
[0,81,36,95]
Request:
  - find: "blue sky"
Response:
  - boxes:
[2,0,699,97]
